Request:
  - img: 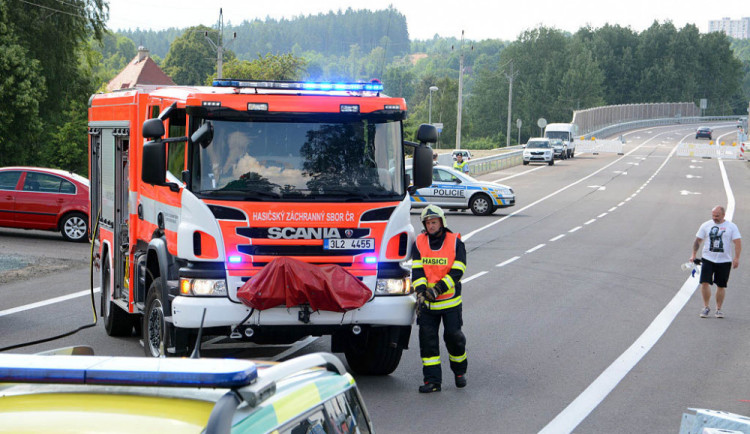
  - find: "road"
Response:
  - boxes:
[1,122,749,432]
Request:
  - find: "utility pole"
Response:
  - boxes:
[504,60,518,148]
[455,31,472,150]
[205,8,236,79]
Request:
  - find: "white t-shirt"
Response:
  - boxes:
[697,219,741,263]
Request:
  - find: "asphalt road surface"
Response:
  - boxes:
[1,122,749,433]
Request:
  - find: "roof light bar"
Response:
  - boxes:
[212,79,384,93]
[0,354,258,388]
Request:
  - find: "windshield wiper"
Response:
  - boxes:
[199,189,281,200]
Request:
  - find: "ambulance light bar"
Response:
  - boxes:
[0,354,257,388]
[213,79,384,93]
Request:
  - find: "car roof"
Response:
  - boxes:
[0,351,355,433]
[0,166,89,186]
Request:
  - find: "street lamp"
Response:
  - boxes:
[428,86,439,124]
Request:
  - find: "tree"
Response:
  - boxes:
[163,26,235,85]
[0,8,45,165]
[218,53,307,81]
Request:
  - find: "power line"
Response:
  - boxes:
[18,0,87,20]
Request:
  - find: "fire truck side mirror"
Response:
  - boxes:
[143,118,165,139]
[191,122,214,148]
[416,124,438,144]
[142,140,167,186]
[411,145,433,190]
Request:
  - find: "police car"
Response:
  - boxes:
[0,348,373,433]
[407,165,515,216]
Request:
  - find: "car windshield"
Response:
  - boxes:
[545,131,569,141]
[190,115,404,201]
[527,141,550,149]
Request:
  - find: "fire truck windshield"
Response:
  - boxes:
[190,117,405,201]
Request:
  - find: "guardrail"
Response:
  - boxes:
[582,116,742,140]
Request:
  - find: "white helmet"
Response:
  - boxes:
[420,204,447,228]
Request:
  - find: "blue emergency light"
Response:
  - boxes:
[0,354,257,388]
[212,79,384,93]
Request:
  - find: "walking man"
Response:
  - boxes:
[412,205,468,393]
[690,205,742,318]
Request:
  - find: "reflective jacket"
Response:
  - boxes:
[453,160,468,173]
[412,230,467,310]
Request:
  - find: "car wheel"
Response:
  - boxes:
[101,255,137,337]
[549,159,554,166]
[523,161,529,165]
[469,193,494,216]
[60,212,88,242]
[571,151,575,158]
[344,327,404,375]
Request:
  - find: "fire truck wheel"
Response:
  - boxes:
[101,256,137,337]
[143,281,173,357]
[344,327,403,375]
[60,212,88,242]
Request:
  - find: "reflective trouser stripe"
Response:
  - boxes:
[425,295,462,310]
[422,356,441,366]
[449,352,467,363]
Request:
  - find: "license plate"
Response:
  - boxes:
[324,238,375,250]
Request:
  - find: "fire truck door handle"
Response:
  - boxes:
[138,204,143,220]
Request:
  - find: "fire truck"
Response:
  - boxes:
[88,79,434,374]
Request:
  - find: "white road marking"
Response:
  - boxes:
[618,201,626,206]
[541,130,701,433]
[597,213,608,218]
[550,234,565,242]
[496,256,520,267]
[526,244,545,253]
[464,130,675,241]
[493,165,546,182]
[0,287,101,318]
[569,226,582,233]
[680,190,701,195]
[463,271,487,283]
[588,185,606,190]
[584,219,596,225]
[608,207,617,212]
[686,174,702,179]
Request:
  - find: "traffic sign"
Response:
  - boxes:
[537,118,547,129]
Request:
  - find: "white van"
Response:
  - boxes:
[544,123,578,158]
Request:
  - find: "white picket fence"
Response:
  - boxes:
[676,142,743,159]
[576,139,624,155]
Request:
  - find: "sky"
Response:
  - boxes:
[106,0,748,41]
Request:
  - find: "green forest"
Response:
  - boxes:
[1,1,748,175]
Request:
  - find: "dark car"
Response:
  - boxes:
[696,127,713,140]
[0,166,89,241]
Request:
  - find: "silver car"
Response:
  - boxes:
[407,165,515,216]
[550,138,567,160]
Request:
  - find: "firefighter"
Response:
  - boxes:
[412,204,468,393]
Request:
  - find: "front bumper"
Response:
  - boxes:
[171,293,417,328]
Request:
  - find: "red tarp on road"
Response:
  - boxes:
[236,257,372,312]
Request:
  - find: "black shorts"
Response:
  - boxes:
[699,259,732,287]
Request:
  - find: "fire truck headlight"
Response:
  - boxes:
[375,278,412,295]
[180,279,228,296]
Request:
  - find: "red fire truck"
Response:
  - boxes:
[88,79,434,374]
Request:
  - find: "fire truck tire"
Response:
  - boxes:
[101,256,136,337]
[344,327,403,375]
[60,212,89,242]
[143,281,175,357]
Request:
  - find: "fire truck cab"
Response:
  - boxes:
[88,79,434,375]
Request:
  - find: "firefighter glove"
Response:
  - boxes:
[433,280,448,295]
[424,286,440,302]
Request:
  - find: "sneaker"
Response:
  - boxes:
[455,374,467,388]
[715,310,724,318]
[418,382,441,393]
[699,307,710,318]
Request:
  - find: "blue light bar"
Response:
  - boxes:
[212,79,384,93]
[364,256,377,264]
[0,354,257,388]
[229,255,242,263]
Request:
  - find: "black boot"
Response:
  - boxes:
[455,374,467,388]
[418,382,441,393]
